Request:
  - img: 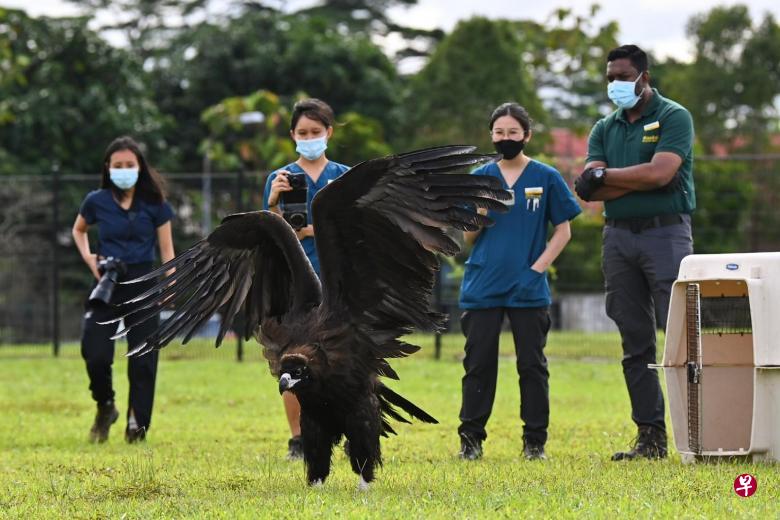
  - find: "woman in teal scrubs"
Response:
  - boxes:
[458,103,581,461]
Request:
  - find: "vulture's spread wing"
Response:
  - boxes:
[108,211,321,356]
[312,145,509,367]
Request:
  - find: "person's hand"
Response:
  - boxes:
[268,170,292,207]
[574,167,606,202]
[295,224,314,240]
[87,254,100,280]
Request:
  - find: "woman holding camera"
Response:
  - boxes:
[72,136,175,444]
[262,98,349,459]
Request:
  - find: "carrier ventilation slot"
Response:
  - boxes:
[700,296,752,335]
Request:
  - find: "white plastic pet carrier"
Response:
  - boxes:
[658,253,780,462]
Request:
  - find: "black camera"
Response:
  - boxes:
[88,257,127,308]
[281,172,308,230]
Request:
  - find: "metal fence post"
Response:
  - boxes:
[202,153,212,234]
[52,164,61,357]
[434,266,442,360]
[236,168,245,362]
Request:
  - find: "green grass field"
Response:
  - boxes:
[1,332,776,518]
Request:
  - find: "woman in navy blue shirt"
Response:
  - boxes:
[72,136,175,444]
[458,103,581,461]
[263,99,349,459]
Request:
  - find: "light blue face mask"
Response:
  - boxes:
[296,136,328,161]
[109,168,139,190]
[607,72,644,109]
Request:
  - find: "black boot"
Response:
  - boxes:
[125,426,147,443]
[612,425,668,461]
[89,401,119,443]
[523,440,547,461]
[286,436,304,461]
[458,432,483,461]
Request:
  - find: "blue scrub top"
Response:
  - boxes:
[79,189,175,264]
[263,161,350,277]
[459,160,581,309]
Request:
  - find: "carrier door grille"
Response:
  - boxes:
[686,284,703,455]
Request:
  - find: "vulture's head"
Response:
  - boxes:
[278,349,323,395]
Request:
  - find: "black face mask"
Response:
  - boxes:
[493,139,525,160]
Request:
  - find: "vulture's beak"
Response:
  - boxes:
[279,373,300,394]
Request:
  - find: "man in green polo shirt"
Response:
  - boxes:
[575,44,695,461]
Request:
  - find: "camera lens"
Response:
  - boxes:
[289,213,306,229]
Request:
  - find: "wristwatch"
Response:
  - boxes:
[592,167,607,181]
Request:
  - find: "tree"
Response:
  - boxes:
[400,17,546,152]
[63,0,220,60]
[659,5,780,153]
[510,5,619,130]
[148,9,402,171]
[200,89,391,175]
[294,0,444,60]
[200,90,295,174]
[328,111,392,166]
[0,9,166,176]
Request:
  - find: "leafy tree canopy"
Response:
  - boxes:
[0,8,167,175]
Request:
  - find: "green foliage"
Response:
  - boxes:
[329,111,392,166]
[511,5,619,129]
[0,8,30,91]
[200,90,294,173]
[148,9,402,171]
[200,90,392,175]
[663,5,780,152]
[295,0,443,60]
[691,156,754,253]
[401,17,546,152]
[64,0,216,59]
[0,9,167,175]
[553,212,604,292]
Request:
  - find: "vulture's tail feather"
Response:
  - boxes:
[378,384,438,425]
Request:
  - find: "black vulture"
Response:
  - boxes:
[108,145,509,487]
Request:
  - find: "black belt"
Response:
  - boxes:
[606,214,683,234]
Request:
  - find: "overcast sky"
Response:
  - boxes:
[3,0,779,64]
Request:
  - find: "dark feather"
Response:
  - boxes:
[115,146,504,485]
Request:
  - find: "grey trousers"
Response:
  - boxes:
[602,215,693,431]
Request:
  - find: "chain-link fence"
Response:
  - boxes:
[0,169,266,358]
[2,155,779,359]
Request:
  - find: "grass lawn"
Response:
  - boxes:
[0,332,776,518]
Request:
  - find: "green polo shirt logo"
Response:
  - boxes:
[586,89,696,219]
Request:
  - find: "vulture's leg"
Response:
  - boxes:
[345,398,382,488]
[301,413,335,486]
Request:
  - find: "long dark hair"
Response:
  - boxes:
[100,136,166,204]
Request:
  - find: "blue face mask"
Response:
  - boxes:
[296,136,328,161]
[607,72,644,109]
[109,168,139,190]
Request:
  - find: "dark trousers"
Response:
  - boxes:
[458,306,551,445]
[80,262,160,430]
[602,216,693,432]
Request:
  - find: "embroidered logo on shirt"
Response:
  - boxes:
[525,187,543,212]
[643,121,660,131]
